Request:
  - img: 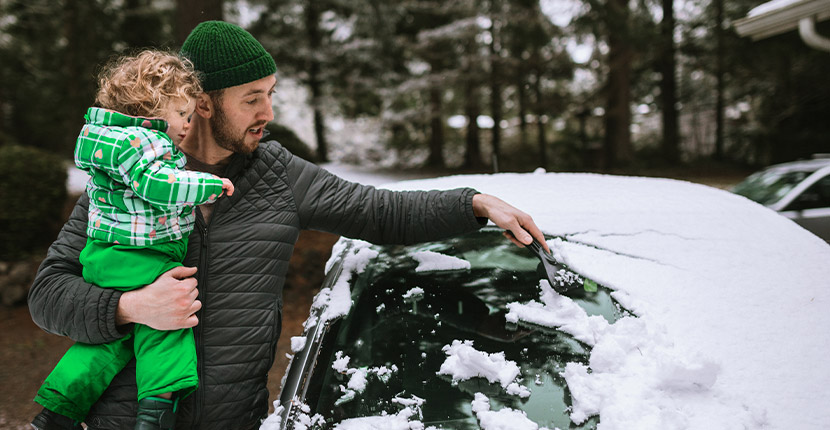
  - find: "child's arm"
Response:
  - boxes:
[126,156,226,208]
[82,127,228,208]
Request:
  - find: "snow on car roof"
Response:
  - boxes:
[380,171,830,430]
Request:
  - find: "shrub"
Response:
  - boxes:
[265,122,316,162]
[0,145,67,260]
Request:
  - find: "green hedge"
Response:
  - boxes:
[0,145,68,260]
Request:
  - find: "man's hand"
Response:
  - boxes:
[472,193,550,253]
[116,266,201,330]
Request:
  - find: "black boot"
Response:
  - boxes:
[135,396,177,430]
[30,408,82,430]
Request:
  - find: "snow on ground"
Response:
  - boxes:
[67,164,90,194]
[381,172,830,430]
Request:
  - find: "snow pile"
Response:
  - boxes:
[384,172,830,430]
[505,279,610,346]
[313,239,378,325]
[561,315,748,428]
[259,403,284,430]
[470,393,542,430]
[332,407,424,430]
[410,250,471,272]
[437,340,530,398]
[331,351,399,405]
[265,399,323,430]
[331,395,427,430]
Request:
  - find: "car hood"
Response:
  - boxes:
[375,172,830,430]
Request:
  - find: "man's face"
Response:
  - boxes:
[209,75,276,154]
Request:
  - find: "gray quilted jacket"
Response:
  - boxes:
[28,141,485,429]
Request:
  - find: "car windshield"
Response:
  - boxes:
[732,169,812,205]
[300,229,627,429]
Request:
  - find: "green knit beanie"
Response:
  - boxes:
[181,21,276,92]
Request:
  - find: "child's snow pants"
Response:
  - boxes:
[33,238,198,422]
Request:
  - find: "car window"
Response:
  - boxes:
[783,175,830,211]
[298,229,625,429]
[732,169,812,205]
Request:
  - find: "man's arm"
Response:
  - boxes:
[281,147,546,248]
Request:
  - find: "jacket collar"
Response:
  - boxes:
[85,107,169,132]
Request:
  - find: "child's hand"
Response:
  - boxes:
[220,178,234,197]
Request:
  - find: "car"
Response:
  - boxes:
[731,157,830,242]
[262,173,830,430]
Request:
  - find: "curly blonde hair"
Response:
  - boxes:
[95,50,202,118]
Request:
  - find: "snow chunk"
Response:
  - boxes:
[258,403,283,430]
[411,250,471,272]
[471,393,539,430]
[332,351,351,373]
[403,287,424,300]
[265,398,323,430]
[290,336,307,353]
[505,280,609,346]
[332,351,400,405]
[437,340,530,398]
[392,394,425,408]
[333,407,424,430]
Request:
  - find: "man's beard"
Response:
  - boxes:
[210,103,260,154]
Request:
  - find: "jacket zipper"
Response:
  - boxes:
[193,210,210,428]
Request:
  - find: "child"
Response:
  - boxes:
[31,50,234,430]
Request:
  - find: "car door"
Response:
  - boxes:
[780,174,830,242]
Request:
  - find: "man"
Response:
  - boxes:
[28,21,547,429]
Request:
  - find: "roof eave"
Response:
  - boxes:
[734,0,830,40]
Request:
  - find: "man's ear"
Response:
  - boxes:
[194,93,213,118]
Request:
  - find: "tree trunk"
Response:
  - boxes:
[604,0,633,168]
[517,67,528,149]
[428,86,445,168]
[534,70,547,169]
[489,5,502,171]
[306,1,329,162]
[714,0,725,160]
[63,0,82,148]
[464,79,483,169]
[175,0,223,45]
[660,0,679,163]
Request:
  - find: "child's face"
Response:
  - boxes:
[164,97,195,145]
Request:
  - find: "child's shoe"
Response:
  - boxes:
[30,408,82,430]
[135,396,176,430]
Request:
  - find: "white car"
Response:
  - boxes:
[264,172,830,430]
[732,158,830,241]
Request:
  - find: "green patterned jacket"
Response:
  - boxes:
[75,107,224,246]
